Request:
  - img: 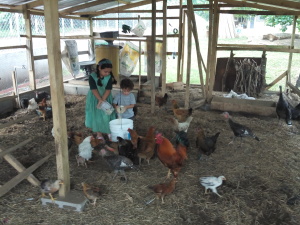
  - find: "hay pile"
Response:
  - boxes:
[0,93,299,225]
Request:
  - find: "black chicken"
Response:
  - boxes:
[290,102,300,120]
[222,112,260,144]
[99,148,138,182]
[122,24,131,34]
[196,127,220,160]
[35,91,51,103]
[117,136,139,165]
[276,86,292,126]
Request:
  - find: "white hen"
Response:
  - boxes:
[27,98,38,110]
[170,116,193,132]
[78,136,93,161]
[199,176,226,197]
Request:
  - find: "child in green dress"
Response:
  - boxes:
[85,58,117,140]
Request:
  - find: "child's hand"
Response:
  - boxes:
[97,99,103,109]
[116,106,126,114]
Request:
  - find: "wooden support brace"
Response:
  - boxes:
[0,153,52,197]
[287,81,300,97]
[0,138,32,158]
[264,71,287,90]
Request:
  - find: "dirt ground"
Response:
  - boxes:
[0,91,300,225]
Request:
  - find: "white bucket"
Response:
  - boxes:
[109,118,133,142]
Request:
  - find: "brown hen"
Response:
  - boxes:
[148,178,177,204]
[171,100,193,122]
[82,182,102,206]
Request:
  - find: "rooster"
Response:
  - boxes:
[169,116,193,133]
[222,112,260,144]
[171,99,193,122]
[155,131,189,179]
[99,148,138,183]
[276,86,292,126]
[196,128,220,160]
[146,178,177,204]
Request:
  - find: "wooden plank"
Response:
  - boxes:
[60,0,109,15]
[0,138,32,158]
[287,16,298,83]
[219,10,300,16]
[211,96,276,116]
[287,81,300,97]
[218,44,290,48]
[0,45,26,50]
[177,0,183,82]
[265,71,287,90]
[11,71,19,108]
[44,0,70,197]
[0,148,40,186]
[150,0,156,114]
[0,95,17,103]
[0,114,36,129]
[0,154,52,198]
[92,16,179,20]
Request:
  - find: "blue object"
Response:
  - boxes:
[127,132,131,140]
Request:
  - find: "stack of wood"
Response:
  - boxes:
[233,59,264,97]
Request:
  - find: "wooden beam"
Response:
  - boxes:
[43,0,70,198]
[287,16,298,83]
[150,0,156,114]
[0,95,17,103]
[206,0,213,95]
[217,46,300,53]
[26,0,43,9]
[265,71,287,90]
[121,10,163,13]
[0,138,33,158]
[0,45,26,50]
[220,0,299,13]
[0,146,40,187]
[74,0,162,16]
[247,0,300,11]
[207,1,220,102]
[161,0,167,95]
[60,0,110,15]
[177,0,183,82]
[218,44,290,49]
[0,154,52,198]
[219,9,300,15]
[287,81,300,97]
[92,16,179,20]
[185,1,192,108]
[167,3,234,9]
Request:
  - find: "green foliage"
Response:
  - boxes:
[261,15,300,32]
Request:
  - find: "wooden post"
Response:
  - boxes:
[186,0,206,98]
[138,40,142,90]
[287,15,297,85]
[177,0,183,82]
[161,0,167,95]
[207,1,220,102]
[180,11,186,83]
[185,10,192,108]
[11,71,20,108]
[150,0,156,114]
[43,0,70,197]
[23,5,36,91]
[206,0,213,96]
[89,17,94,56]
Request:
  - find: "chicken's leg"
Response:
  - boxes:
[49,193,57,202]
[166,169,171,179]
[212,188,222,197]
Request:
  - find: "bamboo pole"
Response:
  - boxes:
[150,0,156,114]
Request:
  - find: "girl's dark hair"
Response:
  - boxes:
[120,78,134,90]
[96,58,117,86]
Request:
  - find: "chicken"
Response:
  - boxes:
[81,182,101,206]
[222,112,260,144]
[136,126,156,165]
[76,155,87,168]
[35,91,51,103]
[40,179,64,202]
[117,136,139,165]
[27,98,38,110]
[169,116,193,133]
[291,103,300,120]
[199,176,226,197]
[99,148,138,182]
[37,98,47,121]
[276,86,292,126]
[171,99,193,122]
[78,136,95,162]
[196,128,220,160]
[155,131,189,179]
[155,93,168,109]
[127,128,139,149]
[147,178,177,204]
[68,131,83,146]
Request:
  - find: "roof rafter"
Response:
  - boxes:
[60,0,112,15]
